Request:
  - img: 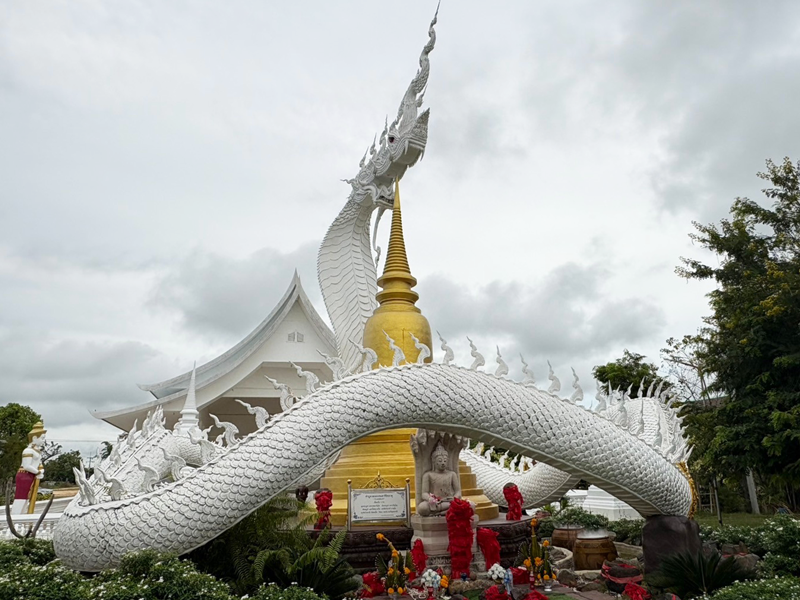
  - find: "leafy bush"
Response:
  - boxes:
[0,561,91,600]
[0,539,56,569]
[704,576,800,599]
[552,507,609,531]
[249,582,328,600]
[253,528,358,600]
[536,517,555,539]
[189,495,316,593]
[607,519,644,545]
[91,550,233,600]
[758,515,800,559]
[701,523,766,555]
[647,550,753,598]
[759,552,800,578]
[699,514,800,574]
[0,541,25,570]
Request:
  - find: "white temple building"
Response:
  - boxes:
[92,271,336,434]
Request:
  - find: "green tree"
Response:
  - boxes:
[0,403,42,482]
[43,451,83,484]
[678,157,800,507]
[592,350,667,396]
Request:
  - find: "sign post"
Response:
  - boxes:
[346,475,411,530]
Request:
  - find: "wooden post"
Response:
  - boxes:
[346,479,352,531]
[405,478,411,528]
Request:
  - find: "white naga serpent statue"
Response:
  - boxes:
[53,13,694,571]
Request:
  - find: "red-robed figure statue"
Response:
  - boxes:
[12,421,46,515]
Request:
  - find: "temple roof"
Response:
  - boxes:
[92,271,336,429]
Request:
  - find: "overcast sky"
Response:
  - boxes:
[2,1,799,458]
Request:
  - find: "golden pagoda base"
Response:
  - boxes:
[320,428,499,526]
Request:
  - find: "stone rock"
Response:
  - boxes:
[602,559,642,594]
[702,541,718,557]
[448,579,493,595]
[550,546,574,571]
[642,515,701,574]
[733,553,760,574]
[556,569,579,588]
[578,581,606,592]
[575,570,601,581]
[721,542,750,556]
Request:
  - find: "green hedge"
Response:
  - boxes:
[704,576,800,599]
[0,543,330,600]
[699,514,800,576]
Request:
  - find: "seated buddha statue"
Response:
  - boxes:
[416,442,461,516]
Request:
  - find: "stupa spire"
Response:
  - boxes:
[375,179,420,307]
[362,179,431,367]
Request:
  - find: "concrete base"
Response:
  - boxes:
[642,514,701,574]
[410,514,486,574]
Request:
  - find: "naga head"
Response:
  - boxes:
[349,9,438,210]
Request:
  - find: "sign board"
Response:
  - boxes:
[347,479,411,529]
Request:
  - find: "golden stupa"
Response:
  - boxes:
[320,181,498,525]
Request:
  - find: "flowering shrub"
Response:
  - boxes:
[0,560,91,600]
[758,515,800,559]
[700,515,800,575]
[759,552,800,578]
[91,549,233,600]
[249,582,328,600]
[703,576,800,599]
[0,538,56,568]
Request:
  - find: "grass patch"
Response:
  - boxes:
[694,512,773,529]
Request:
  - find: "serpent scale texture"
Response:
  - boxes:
[53,363,691,571]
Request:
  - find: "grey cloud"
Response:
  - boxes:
[148,242,323,342]
[0,330,175,429]
[418,262,665,361]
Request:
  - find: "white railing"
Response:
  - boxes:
[1,513,62,540]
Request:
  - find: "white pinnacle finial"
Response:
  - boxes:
[467,337,485,371]
[384,331,406,366]
[547,360,561,394]
[495,346,509,377]
[569,367,584,403]
[409,332,431,364]
[438,331,454,366]
[520,354,536,386]
[174,362,200,436]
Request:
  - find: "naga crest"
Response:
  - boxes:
[347,8,438,210]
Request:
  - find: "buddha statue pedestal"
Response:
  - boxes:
[410,513,486,573]
[409,430,486,574]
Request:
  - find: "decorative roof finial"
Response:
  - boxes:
[174,362,200,437]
